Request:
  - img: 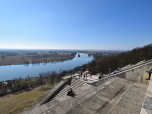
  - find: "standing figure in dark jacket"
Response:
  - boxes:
[99,72,103,79]
[146,69,152,80]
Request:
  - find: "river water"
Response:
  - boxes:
[0,53,93,81]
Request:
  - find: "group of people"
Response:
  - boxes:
[78,68,92,80]
[98,67,120,79]
[70,70,75,75]
[78,69,87,79]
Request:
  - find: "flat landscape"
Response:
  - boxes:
[0,50,76,66]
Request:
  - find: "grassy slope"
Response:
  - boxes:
[0,87,50,114]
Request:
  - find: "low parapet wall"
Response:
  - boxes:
[88,60,152,86]
[116,61,152,83]
[118,59,152,73]
[88,74,116,86]
[29,76,71,111]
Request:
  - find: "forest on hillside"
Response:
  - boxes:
[84,43,152,74]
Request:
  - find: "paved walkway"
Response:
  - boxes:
[140,78,152,114]
[66,77,128,114]
[66,78,148,114]
[74,74,100,83]
[103,82,148,114]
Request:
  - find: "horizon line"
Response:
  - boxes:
[0,48,128,51]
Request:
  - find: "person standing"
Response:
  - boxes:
[81,71,82,78]
[86,72,87,80]
[100,72,103,78]
[146,69,152,80]
[79,71,81,79]
[90,71,92,78]
[73,71,74,75]
[83,73,85,79]
[99,72,103,79]
[81,68,83,72]
[109,68,111,76]
[83,68,85,72]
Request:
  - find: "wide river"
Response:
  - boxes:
[0,53,93,81]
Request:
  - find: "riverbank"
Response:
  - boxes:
[0,53,93,82]
[0,51,76,66]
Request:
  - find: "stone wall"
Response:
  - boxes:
[88,60,152,86]
[117,62,152,83]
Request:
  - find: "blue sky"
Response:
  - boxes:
[0,0,152,50]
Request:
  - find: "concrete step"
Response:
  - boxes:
[96,82,132,114]
[70,79,83,87]
[108,82,148,114]
[68,78,79,86]
[52,78,77,94]
[53,81,85,100]
[66,78,128,114]
[51,79,85,101]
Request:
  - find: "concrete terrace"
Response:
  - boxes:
[24,59,152,114]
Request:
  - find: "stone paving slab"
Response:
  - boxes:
[140,78,152,114]
[113,105,139,114]
[67,104,96,114]
[74,74,99,82]
[96,83,132,114]
[110,82,148,114]
[143,96,152,111]
[96,87,120,99]
[140,108,152,114]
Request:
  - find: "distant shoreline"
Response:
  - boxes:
[0,51,76,66]
[0,56,75,66]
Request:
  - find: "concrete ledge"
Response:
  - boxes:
[29,77,71,111]
[118,59,152,73]
[116,61,152,83]
[88,60,152,87]
[88,75,116,86]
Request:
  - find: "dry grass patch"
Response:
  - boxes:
[0,89,50,114]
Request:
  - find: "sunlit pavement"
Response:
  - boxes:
[74,74,99,82]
